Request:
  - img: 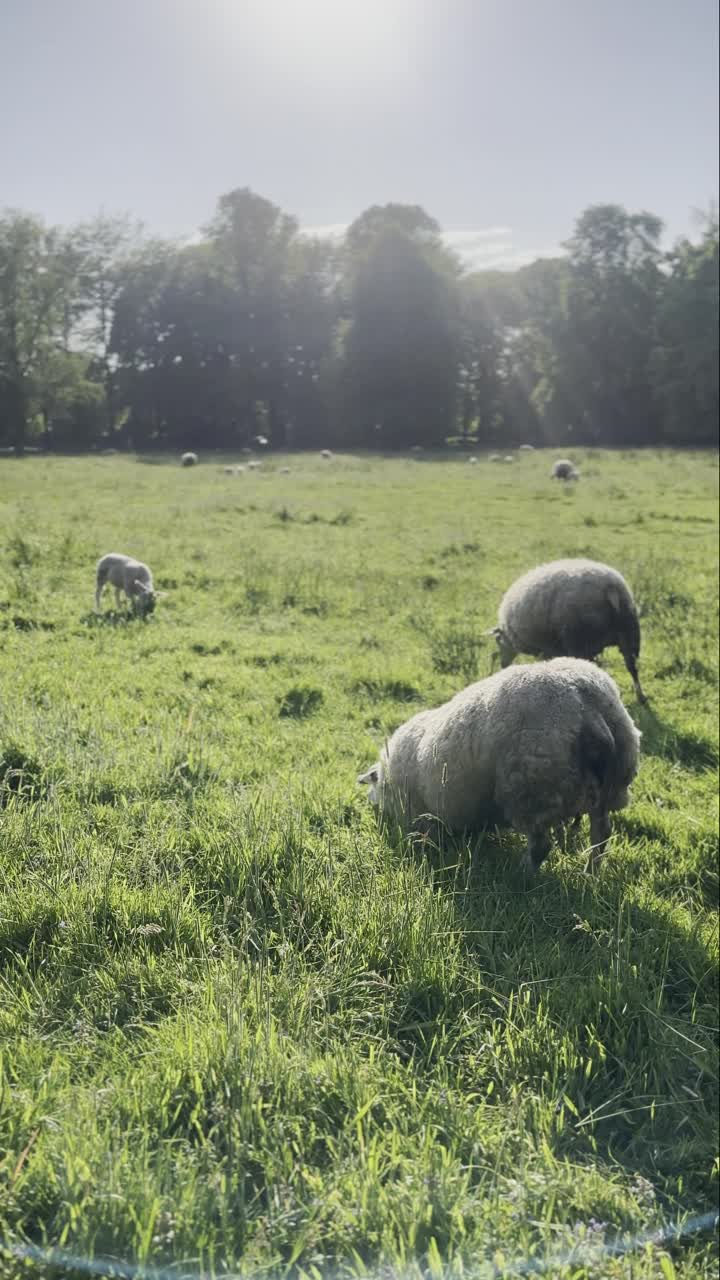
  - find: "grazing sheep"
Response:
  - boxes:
[519,444,535,451]
[552,458,578,480]
[181,452,198,467]
[95,553,159,617]
[489,453,502,462]
[234,465,245,474]
[358,658,640,872]
[278,466,291,474]
[491,559,647,703]
[503,455,514,463]
[468,456,478,465]
[320,449,333,459]
[223,466,235,475]
[248,459,262,470]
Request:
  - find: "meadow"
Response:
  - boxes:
[0,448,717,1279]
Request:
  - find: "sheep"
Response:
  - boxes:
[489,453,502,462]
[491,558,647,704]
[223,466,235,475]
[320,449,333,459]
[181,452,198,467]
[552,458,578,480]
[234,465,246,474]
[519,444,535,451]
[504,455,514,464]
[247,459,262,470]
[95,553,159,617]
[278,466,291,474]
[468,456,478,465]
[358,657,640,873]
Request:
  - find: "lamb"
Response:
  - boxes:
[95,553,159,617]
[552,458,578,480]
[358,658,640,873]
[491,558,647,703]
[181,452,198,467]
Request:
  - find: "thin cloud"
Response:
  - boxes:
[300,222,563,271]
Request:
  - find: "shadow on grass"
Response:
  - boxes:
[632,703,718,772]
[396,822,718,1201]
[79,610,148,629]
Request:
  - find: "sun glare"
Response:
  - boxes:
[218,0,420,94]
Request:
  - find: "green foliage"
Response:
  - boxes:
[0,195,718,455]
[0,450,717,1277]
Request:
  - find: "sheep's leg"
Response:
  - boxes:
[114,587,123,609]
[588,810,612,872]
[522,828,552,874]
[94,578,105,611]
[621,648,648,705]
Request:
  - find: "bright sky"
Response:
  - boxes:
[2,0,718,269]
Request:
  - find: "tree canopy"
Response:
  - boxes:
[0,192,717,454]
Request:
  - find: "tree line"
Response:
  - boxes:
[0,190,717,455]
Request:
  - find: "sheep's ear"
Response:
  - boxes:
[357,767,379,785]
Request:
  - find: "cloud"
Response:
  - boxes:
[300,222,563,271]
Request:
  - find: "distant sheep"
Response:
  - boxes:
[181,452,198,467]
[491,559,647,703]
[278,466,291,474]
[223,466,235,475]
[320,449,333,459]
[95,553,159,617]
[489,454,502,463]
[552,458,578,480]
[248,460,262,470]
[519,444,535,451]
[468,456,478,465]
[234,465,245,474]
[359,658,640,873]
[503,455,514,464]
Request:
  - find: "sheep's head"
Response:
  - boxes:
[489,626,514,669]
[134,581,158,616]
[357,761,384,807]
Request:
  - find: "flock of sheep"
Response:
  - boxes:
[96,448,644,877]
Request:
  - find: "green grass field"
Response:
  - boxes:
[0,448,718,1279]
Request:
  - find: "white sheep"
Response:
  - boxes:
[519,444,535,451]
[247,459,262,470]
[491,559,647,703]
[358,658,640,873]
[278,466,291,474]
[489,453,502,463]
[95,553,159,617]
[181,452,198,467]
[468,456,478,465]
[234,465,246,474]
[552,458,578,480]
[320,449,333,459]
[503,455,514,464]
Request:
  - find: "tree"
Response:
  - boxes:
[0,211,75,454]
[342,221,461,448]
[650,214,719,445]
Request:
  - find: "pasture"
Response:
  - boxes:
[0,449,718,1279]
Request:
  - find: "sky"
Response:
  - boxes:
[1,0,718,271]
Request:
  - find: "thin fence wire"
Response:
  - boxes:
[4,1209,718,1280]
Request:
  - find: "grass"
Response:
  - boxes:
[0,447,717,1279]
